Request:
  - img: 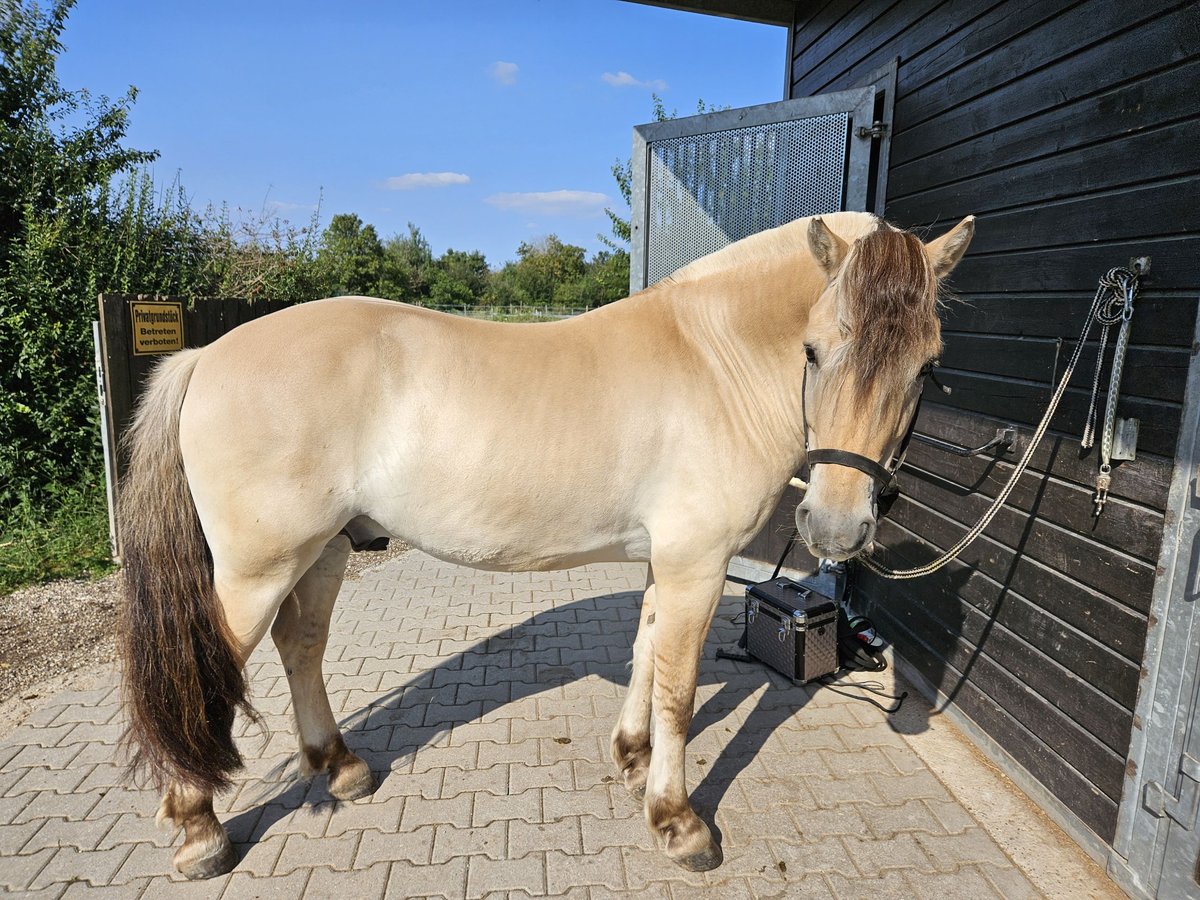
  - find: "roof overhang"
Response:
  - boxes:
[618,0,795,27]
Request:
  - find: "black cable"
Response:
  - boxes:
[817,672,907,714]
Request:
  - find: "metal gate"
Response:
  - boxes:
[628,83,883,293]
[1110,308,1200,898]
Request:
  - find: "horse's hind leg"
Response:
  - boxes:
[642,555,727,872]
[161,564,304,879]
[612,568,656,798]
[271,535,376,799]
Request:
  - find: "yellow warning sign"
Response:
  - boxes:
[131,302,184,355]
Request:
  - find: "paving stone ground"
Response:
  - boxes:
[0,552,1121,898]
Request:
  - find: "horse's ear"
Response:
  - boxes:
[808,217,848,279]
[925,215,975,278]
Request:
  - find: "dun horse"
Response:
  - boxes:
[118,211,974,878]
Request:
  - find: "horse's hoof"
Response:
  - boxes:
[621,761,649,799]
[329,759,377,801]
[677,842,723,872]
[174,834,237,880]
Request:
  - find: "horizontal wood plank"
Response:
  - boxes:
[948,237,1200,297]
[792,0,1005,99]
[963,180,1200,256]
[938,294,1198,347]
[867,571,1130,791]
[891,0,1192,161]
[903,440,1163,564]
[873,511,1142,710]
[912,403,1174,509]
[892,0,1074,98]
[892,466,1157,605]
[937,334,1188,406]
[889,117,1200,220]
[888,55,1200,203]
[922,369,1181,458]
[791,0,947,93]
[878,604,1121,841]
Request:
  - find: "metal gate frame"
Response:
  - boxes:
[1109,308,1200,898]
[628,84,878,294]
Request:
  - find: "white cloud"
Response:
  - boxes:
[489,61,519,86]
[264,199,316,215]
[602,70,668,91]
[485,190,609,217]
[380,172,471,190]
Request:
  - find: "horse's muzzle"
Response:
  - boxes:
[795,501,875,561]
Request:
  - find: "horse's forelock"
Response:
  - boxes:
[836,223,941,400]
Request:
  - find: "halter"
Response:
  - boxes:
[799,358,931,499]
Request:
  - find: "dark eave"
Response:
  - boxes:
[618,0,795,27]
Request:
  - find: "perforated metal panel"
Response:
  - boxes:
[645,113,849,286]
[629,87,880,293]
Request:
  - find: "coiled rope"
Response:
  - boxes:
[859,266,1139,580]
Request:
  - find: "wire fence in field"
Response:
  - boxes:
[420,305,593,321]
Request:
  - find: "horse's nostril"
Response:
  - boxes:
[850,520,874,553]
[794,505,811,541]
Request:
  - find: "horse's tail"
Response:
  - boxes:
[118,348,256,793]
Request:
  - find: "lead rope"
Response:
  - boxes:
[859,266,1139,581]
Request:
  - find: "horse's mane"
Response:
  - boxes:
[836,222,941,400]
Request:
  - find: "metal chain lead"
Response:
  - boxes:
[1092,270,1138,515]
[859,267,1138,580]
[1082,269,1135,449]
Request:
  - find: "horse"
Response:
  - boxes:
[117,210,974,879]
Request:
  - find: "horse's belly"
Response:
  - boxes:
[389,515,651,573]
[423,537,650,573]
[363,465,651,572]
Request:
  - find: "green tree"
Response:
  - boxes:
[381,223,436,302]
[490,235,587,307]
[317,213,384,296]
[429,248,488,307]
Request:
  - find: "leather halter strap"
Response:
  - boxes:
[800,359,926,494]
[806,448,893,491]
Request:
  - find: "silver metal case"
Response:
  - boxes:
[745,577,839,683]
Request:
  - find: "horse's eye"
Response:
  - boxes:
[804,345,818,366]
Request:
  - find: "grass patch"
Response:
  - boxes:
[0,479,116,596]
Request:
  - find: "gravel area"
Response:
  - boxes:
[0,541,409,731]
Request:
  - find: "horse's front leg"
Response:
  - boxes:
[611,567,656,798]
[643,556,726,871]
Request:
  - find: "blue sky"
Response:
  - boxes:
[57,1,784,266]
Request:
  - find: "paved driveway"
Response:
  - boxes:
[0,552,1119,898]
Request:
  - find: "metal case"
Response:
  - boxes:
[745,577,839,683]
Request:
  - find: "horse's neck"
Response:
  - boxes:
[661,257,821,471]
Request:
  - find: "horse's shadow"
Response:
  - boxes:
[223,587,807,855]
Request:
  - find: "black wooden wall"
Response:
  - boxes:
[787,0,1199,847]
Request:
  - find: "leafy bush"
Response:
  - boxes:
[0,477,113,594]
[1,0,158,513]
